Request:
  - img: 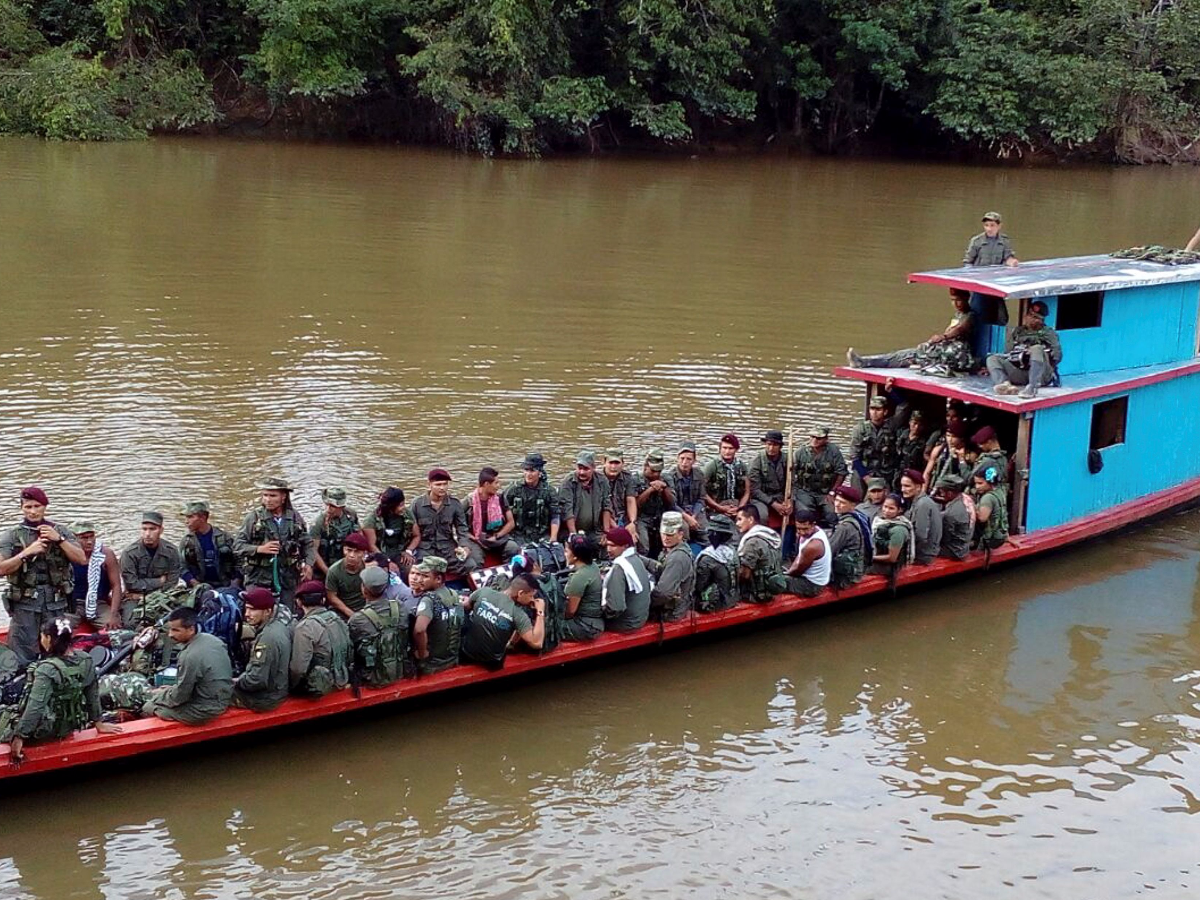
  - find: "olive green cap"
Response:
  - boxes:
[707,514,736,534]
[179,501,209,516]
[255,477,292,492]
[69,521,97,535]
[575,450,596,467]
[934,474,967,492]
[605,448,624,462]
[645,449,665,471]
[141,511,164,527]
[412,555,448,575]
[321,487,347,507]
[865,477,888,491]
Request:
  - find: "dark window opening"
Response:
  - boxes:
[1055,291,1104,330]
[1090,396,1127,450]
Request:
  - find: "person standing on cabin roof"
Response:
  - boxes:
[141,606,233,724]
[309,488,361,577]
[231,586,292,711]
[748,430,791,530]
[179,502,241,591]
[70,521,124,629]
[599,449,639,545]
[464,467,521,562]
[504,453,561,546]
[850,397,898,490]
[704,434,751,520]
[792,426,848,529]
[633,450,675,556]
[986,299,1063,399]
[665,441,708,543]
[120,511,183,624]
[964,211,1019,362]
[408,469,478,579]
[783,509,832,598]
[560,451,613,551]
[234,478,316,611]
[899,469,942,565]
[847,289,977,376]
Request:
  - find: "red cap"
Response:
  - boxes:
[902,468,925,485]
[972,426,997,445]
[20,486,48,506]
[343,531,369,551]
[719,433,740,451]
[427,468,452,482]
[296,579,327,599]
[242,587,276,609]
[833,485,863,503]
[605,527,634,548]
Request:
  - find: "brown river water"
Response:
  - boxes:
[2,138,1200,898]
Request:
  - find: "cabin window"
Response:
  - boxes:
[1090,396,1128,450]
[1055,291,1104,330]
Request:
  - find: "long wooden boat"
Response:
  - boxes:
[5,251,1200,782]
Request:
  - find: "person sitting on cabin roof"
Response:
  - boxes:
[783,509,831,598]
[972,426,1009,491]
[986,300,1063,399]
[828,486,870,588]
[142,606,233,724]
[735,505,786,603]
[934,475,973,561]
[971,467,1009,551]
[869,494,915,576]
[899,469,942,565]
[847,289,976,376]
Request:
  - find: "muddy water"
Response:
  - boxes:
[1,139,1200,898]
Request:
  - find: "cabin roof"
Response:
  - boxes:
[908,254,1200,300]
[833,357,1200,413]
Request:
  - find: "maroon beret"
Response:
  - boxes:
[296,579,327,599]
[20,486,48,506]
[902,468,926,485]
[427,468,452,482]
[605,527,634,548]
[242,587,276,609]
[833,485,863,503]
[946,421,968,439]
[972,425,997,445]
[719,433,741,451]
[343,531,369,551]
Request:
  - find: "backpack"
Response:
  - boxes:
[521,542,568,575]
[355,600,408,687]
[132,583,207,626]
[534,574,566,653]
[1,654,90,742]
[198,588,247,675]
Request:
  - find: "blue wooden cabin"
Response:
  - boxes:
[839,254,1200,535]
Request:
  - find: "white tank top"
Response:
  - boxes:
[797,528,832,587]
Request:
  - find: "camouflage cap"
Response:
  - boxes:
[868,397,889,410]
[412,555,448,575]
[575,450,596,468]
[645,449,665,471]
[605,448,624,462]
[865,477,888,491]
[179,501,209,516]
[809,425,831,438]
[982,210,1002,222]
[69,521,97,535]
[255,477,292,492]
[141,511,164,527]
[678,440,697,455]
[707,513,736,534]
[321,487,348,507]
[660,511,685,535]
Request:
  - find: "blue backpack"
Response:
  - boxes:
[198,587,246,674]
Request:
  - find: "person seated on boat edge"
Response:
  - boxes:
[464,467,522,563]
[987,300,1062,399]
[734,505,786,603]
[601,528,653,632]
[364,552,417,615]
[971,468,1009,551]
[850,398,898,493]
[120,511,184,627]
[70,520,124,630]
[179,502,241,592]
[411,556,466,676]
[231,587,291,712]
[504,453,562,546]
[459,575,545,671]
[324,531,370,619]
[348,566,410,686]
[561,535,605,641]
[934,475,973,561]
[749,430,791,531]
[792,426,848,530]
[694,514,738,612]
[309,487,362,579]
[363,487,418,576]
[828,485,870,589]
[971,426,1009,492]
[899,469,942,566]
[783,509,832,598]
[645,512,695,623]
[665,441,708,545]
[847,288,977,376]
[634,450,675,556]
[409,469,479,583]
[600,449,640,547]
[289,580,351,698]
[560,451,613,557]
[1,618,121,761]
[869,494,915,576]
[704,434,752,525]
[140,606,233,724]
[856,477,888,522]
[234,478,316,612]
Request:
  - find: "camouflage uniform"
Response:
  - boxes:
[100,671,153,712]
[0,521,79,666]
[849,419,897,488]
[234,507,316,606]
[748,449,789,524]
[792,439,848,527]
[703,457,749,508]
[503,476,561,545]
[737,530,785,603]
[179,525,240,588]
[309,507,362,570]
[120,539,184,624]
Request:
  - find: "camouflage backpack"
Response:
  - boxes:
[132,583,207,627]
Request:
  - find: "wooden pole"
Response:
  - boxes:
[784,426,795,505]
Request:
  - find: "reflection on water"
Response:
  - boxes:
[2,520,1199,899]
[3,140,1200,897]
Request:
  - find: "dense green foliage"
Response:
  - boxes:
[1,0,1199,161]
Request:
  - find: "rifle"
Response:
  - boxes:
[96,616,167,678]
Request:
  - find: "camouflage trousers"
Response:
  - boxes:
[100,671,153,712]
